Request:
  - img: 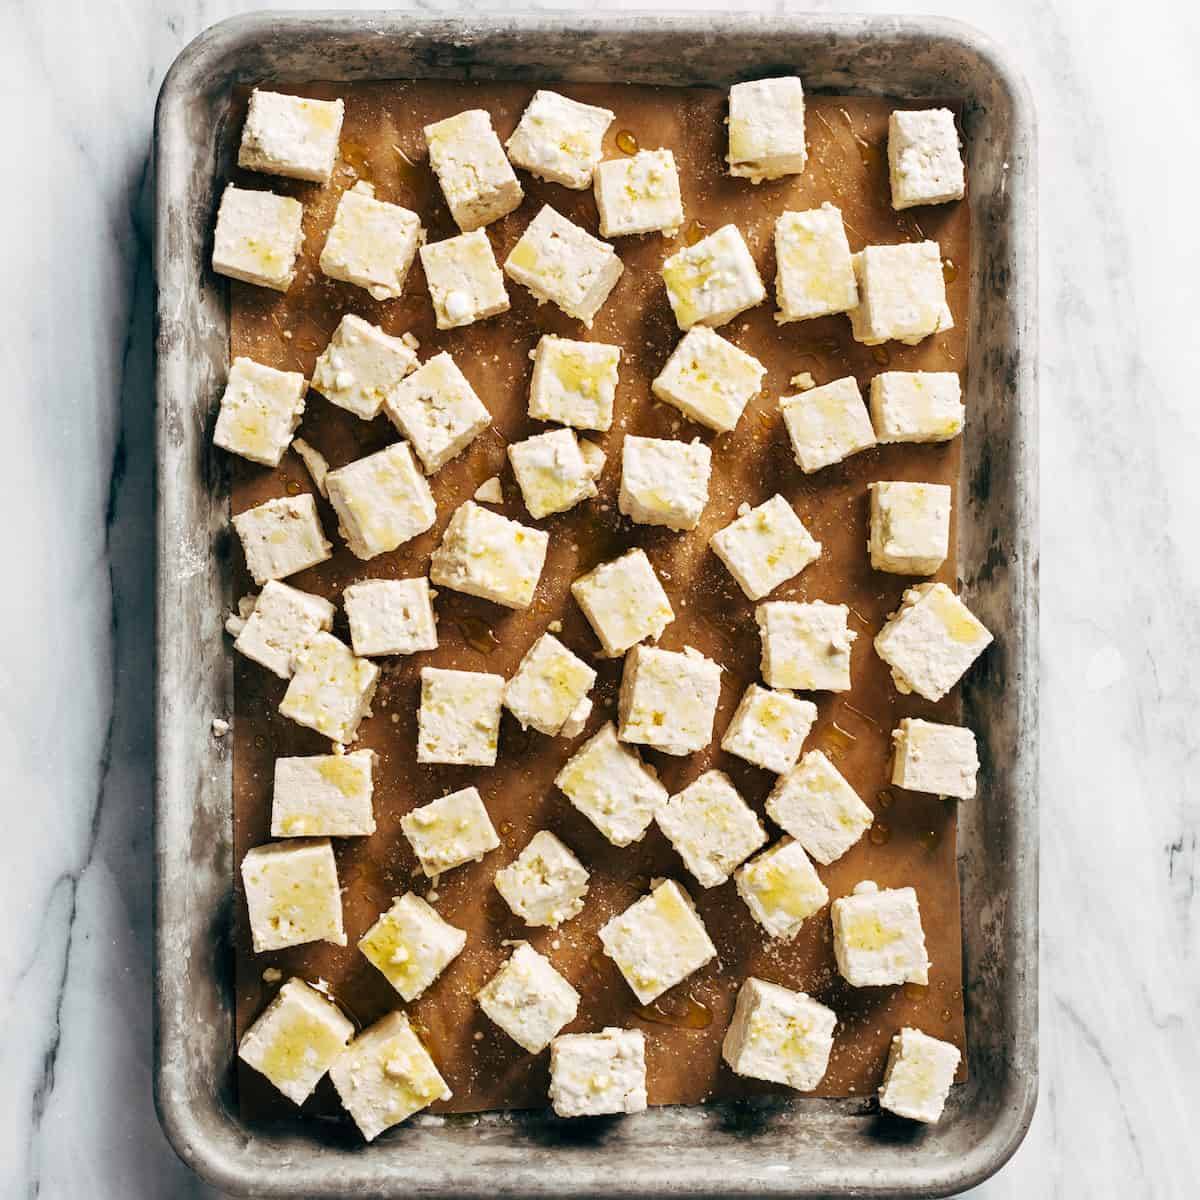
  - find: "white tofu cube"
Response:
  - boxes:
[213,357,306,467]
[237,977,353,1104]
[504,205,624,326]
[594,149,684,238]
[239,90,344,183]
[241,838,345,952]
[494,831,590,927]
[325,442,437,560]
[661,224,765,330]
[383,353,491,474]
[477,942,580,1053]
[720,683,817,775]
[874,582,993,701]
[710,494,822,601]
[429,501,549,610]
[756,600,856,692]
[271,749,376,837]
[656,770,767,888]
[329,1011,451,1141]
[599,879,716,1004]
[318,181,424,301]
[508,429,599,520]
[869,481,951,575]
[831,880,930,986]
[848,242,954,346]
[870,371,965,444]
[419,229,510,330]
[774,202,858,323]
[727,76,808,182]
[506,90,615,189]
[279,632,379,744]
[888,108,966,210]
[766,750,873,865]
[357,892,467,1001]
[549,1028,646,1117]
[891,718,979,799]
[503,633,597,736]
[781,376,876,474]
[424,109,524,231]
[230,580,334,679]
[343,577,438,658]
[555,722,668,847]
[619,435,711,531]
[618,644,722,757]
[721,977,835,1090]
[416,668,504,767]
[212,184,304,292]
[879,1027,961,1122]
[528,335,621,431]
[401,785,500,877]
[650,326,764,433]
[233,494,332,587]
[570,549,674,657]
[311,314,418,422]
[736,837,828,939]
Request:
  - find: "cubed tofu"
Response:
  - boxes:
[239,89,344,183]
[870,371,965,443]
[358,892,467,1001]
[400,785,501,875]
[618,644,722,757]
[661,224,765,330]
[879,1027,962,1122]
[212,184,304,292]
[419,229,510,330]
[869,481,951,575]
[781,376,877,474]
[311,314,418,421]
[766,750,873,865]
[831,880,930,986]
[508,429,599,520]
[656,770,767,888]
[505,89,614,189]
[720,683,817,775]
[874,582,993,701]
[237,978,354,1104]
[736,837,829,939]
[651,326,764,433]
[727,76,808,182]
[891,718,979,799]
[318,181,424,301]
[213,357,307,467]
[848,242,954,346]
[325,442,437,560]
[416,668,504,767]
[383,353,491,474]
[329,1011,451,1141]
[230,580,335,679]
[528,335,621,431]
[233,494,332,587]
[570,549,674,657]
[710,494,822,601]
[343,577,438,658]
[477,942,580,1053]
[549,1028,647,1117]
[504,205,623,326]
[271,749,377,837]
[555,722,668,847]
[494,831,590,927]
[756,600,856,692]
[241,838,345,953]
[721,977,835,1090]
[279,632,379,744]
[888,108,965,210]
[594,149,685,238]
[619,435,711,531]
[425,109,524,231]
[774,202,858,323]
[503,633,597,736]
[429,501,550,610]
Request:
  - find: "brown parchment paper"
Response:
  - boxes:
[227,80,971,1124]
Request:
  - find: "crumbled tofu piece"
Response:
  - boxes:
[874,582,993,701]
[211,184,304,292]
[419,229,510,330]
[508,429,599,520]
[241,839,345,952]
[237,977,353,1104]
[891,718,979,799]
[555,722,668,846]
[528,335,621,431]
[736,837,829,938]
[230,580,334,679]
[594,148,684,238]
[549,1028,646,1117]
[343,577,438,657]
[869,481,951,575]
[651,326,765,433]
[869,371,965,443]
[720,683,817,775]
[474,475,503,503]
[325,442,437,559]
[279,632,379,744]
[661,224,765,330]
[358,892,467,1001]
[879,1027,961,1122]
[559,696,593,739]
[429,501,549,610]
[831,880,930,986]
[578,439,606,478]
[238,90,344,182]
[727,76,808,182]
[710,494,822,600]
[311,313,418,421]
[212,718,230,737]
[425,109,524,231]
[790,371,815,391]
[477,942,580,1053]
[618,644,722,757]
[213,357,306,467]
[756,600,856,691]
[401,785,500,877]
[233,494,332,586]
[766,750,873,865]
[494,831,590,927]
[416,668,504,766]
[721,977,835,1089]
[318,181,424,301]
[271,749,376,837]
[656,770,767,888]
[888,108,965,210]
[504,205,624,326]
[571,548,674,657]
[505,90,615,189]
[503,633,597,736]
[781,376,876,473]
[619,435,711,531]
[774,202,858,323]
[848,242,954,346]
[292,438,329,496]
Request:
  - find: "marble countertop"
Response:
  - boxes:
[5,0,1195,1196]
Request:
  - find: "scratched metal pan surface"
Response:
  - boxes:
[153,11,1037,1197]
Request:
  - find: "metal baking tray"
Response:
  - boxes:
[154,11,1037,1197]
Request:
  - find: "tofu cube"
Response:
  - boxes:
[651,326,765,434]
[329,1011,451,1141]
[494,831,590,927]
[710,494,822,601]
[656,770,767,888]
[736,837,829,939]
[504,205,624,326]
[271,749,377,837]
[401,785,500,876]
[874,582,993,701]
[594,148,684,238]
[618,644,722,757]
[237,978,354,1105]
[774,202,858,323]
[727,76,808,182]
[318,181,424,301]
[238,90,345,183]
[325,442,437,560]
[619,435,711,531]
[831,880,930,986]
[888,108,966,210]
[848,242,954,346]
[416,668,504,767]
[766,750,873,865]
[869,371,965,444]
[891,718,979,799]
[528,335,621,431]
[869,481,951,575]
[429,501,549,610]
[506,90,615,189]
[343,577,438,658]
[383,353,491,474]
[230,580,334,679]
[721,977,835,1090]
[508,429,599,520]
[879,1027,962,1122]
[233,494,332,587]
[311,314,418,421]
[211,184,304,292]
[241,838,345,953]
[720,683,817,775]
[503,633,597,736]
[358,892,467,1001]
[419,229,510,330]
[279,632,379,744]
[555,722,668,847]
[549,1028,647,1118]
[474,475,503,503]
[661,224,765,330]
[570,549,674,657]
[424,109,524,231]
[756,600,856,692]
[781,376,876,474]
[213,357,307,467]
[477,942,580,1053]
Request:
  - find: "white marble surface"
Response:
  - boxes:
[4,0,1196,1195]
